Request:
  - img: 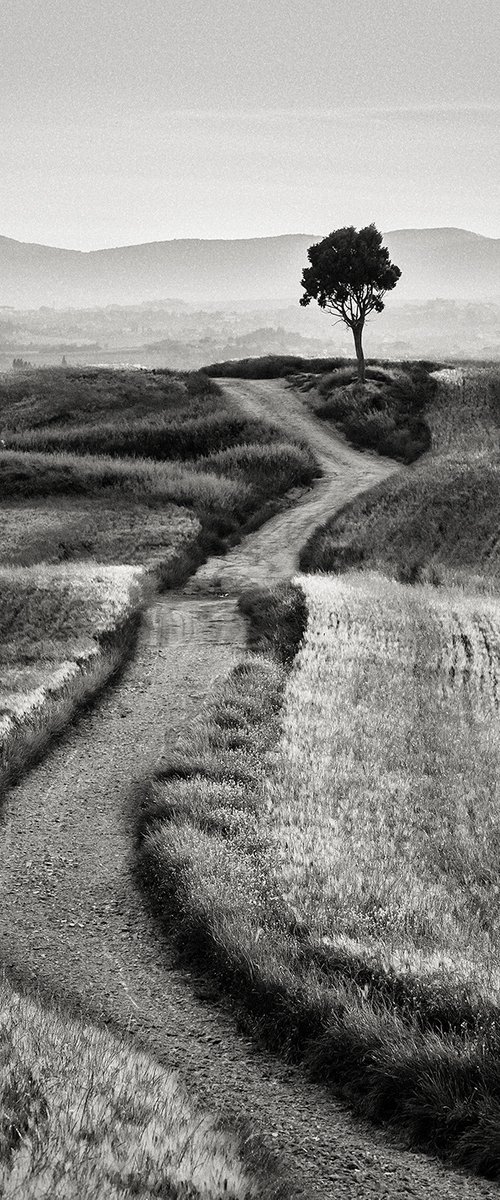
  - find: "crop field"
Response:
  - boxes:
[300,367,500,585]
[0,978,260,1199]
[141,568,500,1172]
[429,366,500,452]
[267,573,500,1006]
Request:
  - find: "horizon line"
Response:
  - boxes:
[1,225,497,254]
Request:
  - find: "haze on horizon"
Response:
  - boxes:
[1,0,499,250]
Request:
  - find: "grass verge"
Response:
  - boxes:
[299,368,500,584]
[0,564,148,793]
[302,362,438,463]
[135,577,500,1180]
[0,975,286,1199]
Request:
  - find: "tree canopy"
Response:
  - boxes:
[300,224,401,381]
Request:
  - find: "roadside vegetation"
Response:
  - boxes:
[0,563,146,790]
[203,354,440,464]
[302,361,437,462]
[137,572,500,1178]
[300,368,500,583]
[0,977,274,1199]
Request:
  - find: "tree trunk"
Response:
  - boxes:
[352,323,365,384]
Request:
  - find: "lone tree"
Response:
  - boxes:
[299,224,401,383]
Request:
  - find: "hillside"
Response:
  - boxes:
[1,227,499,309]
[300,366,500,587]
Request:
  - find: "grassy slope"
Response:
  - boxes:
[0,564,147,791]
[301,361,438,463]
[0,368,317,571]
[300,367,500,583]
[136,576,500,1178]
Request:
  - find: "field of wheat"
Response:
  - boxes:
[266,571,500,1007]
[429,367,500,452]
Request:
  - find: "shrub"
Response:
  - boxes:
[307,362,436,464]
[202,356,348,379]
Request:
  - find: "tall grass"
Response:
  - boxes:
[0,366,216,429]
[300,368,500,583]
[0,978,266,1198]
[0,498,200,571]
[304,362,438,463]
[135,574,500,1178]
[3,411,288,462]
[0,564,147,790]
[0,449,247,511]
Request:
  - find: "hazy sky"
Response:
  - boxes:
[2,0,499,247]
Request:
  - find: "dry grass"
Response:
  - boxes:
[300,368,500,585]
[0,977,260,1199]
[0,564,147,789]
[136,576,500,1175]
[0,449,248,512]
[429,367,499,453]
[266,572,500,1007]
[0,498,199,570]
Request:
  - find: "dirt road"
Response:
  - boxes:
[186,378,395,592]
[0,380,495,1199]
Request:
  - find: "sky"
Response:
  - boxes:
[1,0,499,248]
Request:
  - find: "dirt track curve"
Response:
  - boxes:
[1,380,496,1199]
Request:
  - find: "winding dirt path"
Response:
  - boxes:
[186,379,395,593]
[0,381,496,1198]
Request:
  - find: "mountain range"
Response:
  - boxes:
[0,228,499,309]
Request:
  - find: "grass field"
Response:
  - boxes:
[137,572,500,1175]
[0,563,146,789]
[0,367,317,571]
[0,978,267,1199]
[267,574,500,1007]
[300,367,500,584]
[0,497,199,571]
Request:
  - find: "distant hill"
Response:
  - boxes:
[0,228,499,309]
